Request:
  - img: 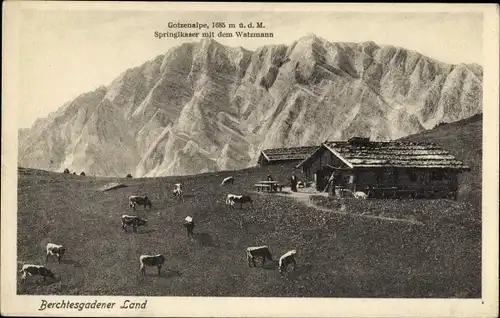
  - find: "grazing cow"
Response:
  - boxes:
[183,216,195,237]
[278,250,297,273]
[139,254,165,276]
[19,264,55,283]
[353,191,368,199]
[226,194,237,205]
[246,246,273,267]
[340,189,369,199]
[46,243,66,264]
[121,215,147,233]
[226,194,253,210]
[129,195,152,210]
[220,176,235,186]
[173,183,184,200]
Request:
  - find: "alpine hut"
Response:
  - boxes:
[296,137,470,199]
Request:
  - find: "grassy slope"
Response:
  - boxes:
[16,116,483,297]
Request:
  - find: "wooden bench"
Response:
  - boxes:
[254,183,272,192]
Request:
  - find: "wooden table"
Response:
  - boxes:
[254,181,283,192]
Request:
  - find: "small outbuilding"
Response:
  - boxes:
[296,137,470,199]
[257,146,319,167]
[256,146,319,182]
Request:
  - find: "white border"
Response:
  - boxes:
[2,2,499,317]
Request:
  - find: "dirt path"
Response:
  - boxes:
[274,189,424,226]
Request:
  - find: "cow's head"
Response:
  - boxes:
[59,247,67,255]
[138,218,147,227]
[278,263,285,273]
[44,268,56,279]
[159,255,166,264]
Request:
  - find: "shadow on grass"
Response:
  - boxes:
[162,268,183,279]
[262,260,279,270]
[18,276,60,288]
[59,258,83,268]
[142,269,183,279]
[194,232,216,247]
[136,228,157,234]
[281,264,313,279]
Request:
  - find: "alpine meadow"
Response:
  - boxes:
[16,33,483,299]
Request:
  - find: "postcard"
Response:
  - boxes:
[2,1,499,317]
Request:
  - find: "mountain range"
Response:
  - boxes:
[18,34,483,177]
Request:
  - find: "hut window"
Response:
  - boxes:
[387,169,398,181]
[430,170,446,181]
[407,170,417,182]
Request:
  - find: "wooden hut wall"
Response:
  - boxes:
[303,149,348,182]
[350,167,459,198]
[257,153,268,167]
[261,161,305,184]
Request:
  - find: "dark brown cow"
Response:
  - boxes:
[121,215,147,233]
[129,195,152,210]
[246,246,273,267]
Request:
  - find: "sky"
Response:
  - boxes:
[17,8,483,128]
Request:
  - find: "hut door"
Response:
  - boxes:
[348,174,355,192]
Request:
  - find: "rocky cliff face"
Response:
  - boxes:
[18,35,483,177]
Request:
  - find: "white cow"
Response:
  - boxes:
[139,254,166,276]
[220,176,235,186]
[342,189,369,199]
[173,183,184,200]
[226,194,252,210]
[278,250,297,273]
[353,191,368,199]
[226,194,237,205]
[20,264,55,283]
[46,243,66,263]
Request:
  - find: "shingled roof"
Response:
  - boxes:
[297,140,470,170]
[260,146,319,162]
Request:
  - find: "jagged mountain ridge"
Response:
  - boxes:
[18,35,483,177]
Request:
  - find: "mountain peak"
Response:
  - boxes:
[297,33,325,43]
[18,35,483,177]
